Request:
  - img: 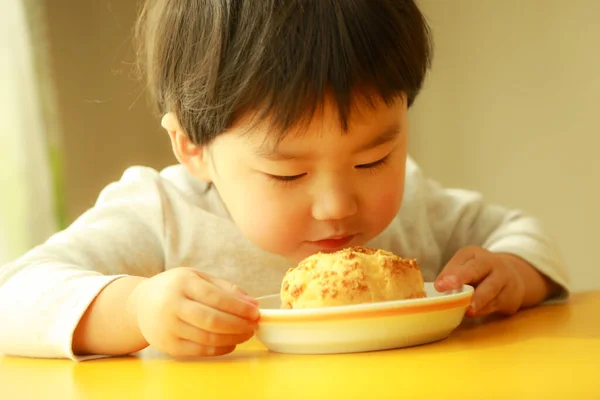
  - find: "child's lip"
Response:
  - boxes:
[308,235,355,249]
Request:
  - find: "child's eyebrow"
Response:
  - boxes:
[359,124,401,152]
[255,124,401,161]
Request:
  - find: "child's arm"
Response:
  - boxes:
[71,276,148,356]
[71,268,258,358]
[0,167,166,359]
[406,158,569,316]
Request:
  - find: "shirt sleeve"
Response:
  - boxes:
[417,164,570,302]
[0,167,167,360]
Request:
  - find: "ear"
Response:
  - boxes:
[161,112,213,182]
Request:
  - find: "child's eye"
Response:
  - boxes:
[266,173,306,187]
[355,155,390,171]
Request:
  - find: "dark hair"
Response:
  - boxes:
[135,0,433,145]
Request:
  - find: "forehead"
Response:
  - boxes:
[233,94,407,152]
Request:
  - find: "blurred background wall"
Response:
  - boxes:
[42,0,175,224]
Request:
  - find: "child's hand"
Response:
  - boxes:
[433,246,526,317]
[129,268,259,358]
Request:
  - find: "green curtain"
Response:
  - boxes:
[0,0,64,264]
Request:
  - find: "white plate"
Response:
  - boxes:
[255,282,474,354]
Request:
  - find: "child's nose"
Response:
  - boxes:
[311,187,358,221]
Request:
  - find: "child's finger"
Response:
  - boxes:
[469,298,497,317]
[171,339,236,358]
[483,287,521,316]
[194,270,259,304]
[184,275,260,321]
[468,270,506,313]
[435,250,492,291]
[176,320,254,347]
[178,298,257,335]
[470,287,505,317]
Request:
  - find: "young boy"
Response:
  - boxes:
[0,0,568,361]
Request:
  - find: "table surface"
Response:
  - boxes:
[1,291,599,399]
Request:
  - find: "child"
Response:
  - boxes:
[0,0,569,361]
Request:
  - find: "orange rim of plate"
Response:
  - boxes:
[259,294,473,323]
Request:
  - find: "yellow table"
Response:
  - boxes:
[1,292,598,399]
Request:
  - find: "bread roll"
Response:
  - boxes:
[281,246,426,309]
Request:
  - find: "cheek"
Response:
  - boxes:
[362,163,406,229]
[216,175,308,255]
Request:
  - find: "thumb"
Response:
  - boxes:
[435,248,491,292]
[231,284,254,299]
[195,270,258,304]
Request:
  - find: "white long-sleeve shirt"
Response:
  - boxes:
[0,157,570,360]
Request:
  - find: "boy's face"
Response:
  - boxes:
[181,95,407,263]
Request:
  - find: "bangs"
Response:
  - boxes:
[236,0,433,138]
